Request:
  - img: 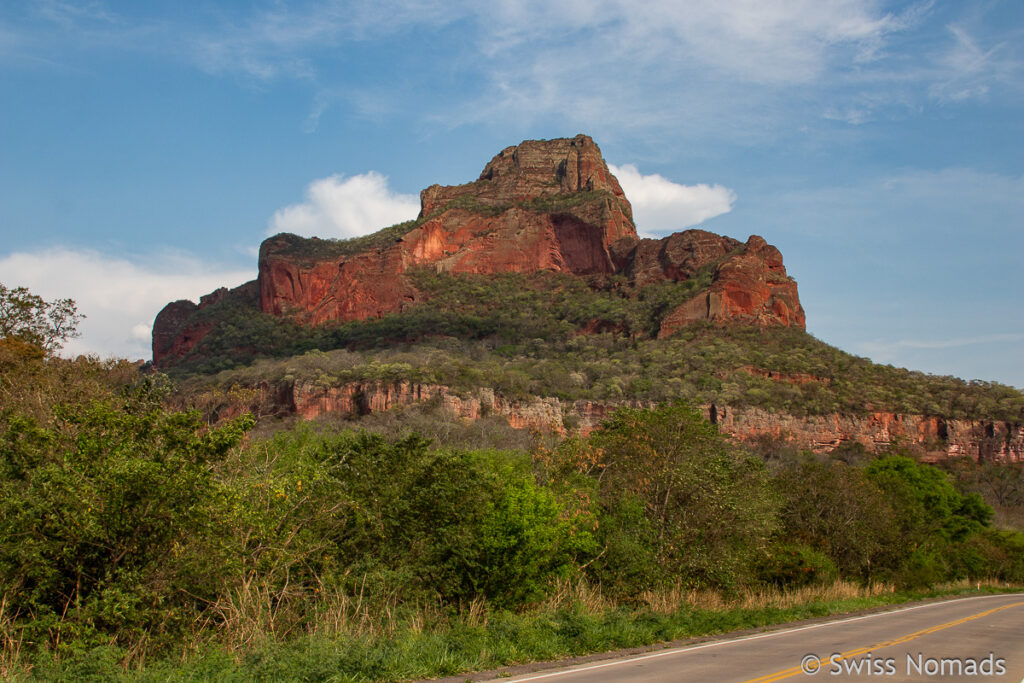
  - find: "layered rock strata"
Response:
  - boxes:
[251,379,1022,462]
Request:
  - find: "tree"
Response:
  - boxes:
[0,283,84,353]
[774,460,902,580]
[558,402,778,591]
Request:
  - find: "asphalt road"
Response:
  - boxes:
[486,593,1024,682]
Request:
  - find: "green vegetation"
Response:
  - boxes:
[15,583,1017,681]
[260,187,632,266]
[0,283,83,353]
[4,286,1024,679]
[539,404,778,594]
[263,220,419,264]
[168,270,1024,422]
[4,333,1024,679]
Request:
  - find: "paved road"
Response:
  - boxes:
[491,593,1024,682]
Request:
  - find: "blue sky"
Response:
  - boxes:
[1,0,1021,388]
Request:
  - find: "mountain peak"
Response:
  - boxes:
[153,136,803,366]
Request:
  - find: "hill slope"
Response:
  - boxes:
[151,136,1023,460]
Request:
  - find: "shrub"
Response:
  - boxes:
[0,383,254,647]
[548,403,778,593]
[757,543,839,588]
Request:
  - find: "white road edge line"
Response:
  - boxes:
[503,592,1024,682]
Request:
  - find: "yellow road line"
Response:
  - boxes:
[742,601,1024,683]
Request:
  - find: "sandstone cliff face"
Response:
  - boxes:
[618,229,742,285]
[709,404,1024,463]
[155,134,806,364]
[253,135,802,333]
[272,380,1022,462]
[257,135,638,325]
[258,234,414,324]
[152,281,258,364]
[655,236,805,336]
[152,299,198,366]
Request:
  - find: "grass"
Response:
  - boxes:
[263,220,420,264]
[6,580,1019,682]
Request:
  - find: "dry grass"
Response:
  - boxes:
[539,577,1023,618]
[0,594,24,681]
[643,580,895,614]
[538,578,895,615]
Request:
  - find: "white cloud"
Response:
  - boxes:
[445,0,931,134]
[269,172,419,239]
[185,1,454,81]
[8,1,1019,140]
[609,164,736,237]
[0,248,252,361]
[927,23,1021,103]
[860,333,1024,356]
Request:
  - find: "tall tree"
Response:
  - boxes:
[0,283,83,353]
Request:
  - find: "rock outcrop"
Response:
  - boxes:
[709,404,1024,463]
[152,299,199,366]
[257,135,638,325]
[657,235,805,335]
[200,378,1023,463]
[152,281,258,365]
[154,134,804,363]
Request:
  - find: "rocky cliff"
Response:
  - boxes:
[201,378,1024,463]
[154,135,804,365]
[257,135,638,325]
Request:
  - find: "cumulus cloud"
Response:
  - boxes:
[269,172,419,239]
[0,248,252,361]
[609,164,736,237]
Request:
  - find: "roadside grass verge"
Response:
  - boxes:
[9,580,1020,682]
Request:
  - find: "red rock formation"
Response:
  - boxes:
[232,379,1022,463]
[258,135,637,324]
[289,380,568,432]
[152,281,258,364]
[709,404,1024,463]
[619,229,742,285]
[157,135,805,364]
[656,235,805,337]
[152,300,199,365]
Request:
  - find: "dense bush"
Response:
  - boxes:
[537,403,778,594]
[0,347,594,657]
[0,375,253,649]
[756,543,839,588]
[238,429,593,609]
[774,460,902,581]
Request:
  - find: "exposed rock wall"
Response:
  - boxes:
[257,135,638,325]
[152,282,259,365]
[655,235,805,336]
[276,379,1023,462]
[709,404,1023,462]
